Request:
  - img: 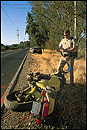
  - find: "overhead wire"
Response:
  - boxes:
[1,6,20,43]
[1,6,18,28]
[1,5,28,43]
[1,18,16,30]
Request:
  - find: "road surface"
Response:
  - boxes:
[1,49,29,97]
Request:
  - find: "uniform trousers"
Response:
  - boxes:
[58,56,74,84]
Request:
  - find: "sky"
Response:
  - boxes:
[1,1,85,46]
[1,1,32,46]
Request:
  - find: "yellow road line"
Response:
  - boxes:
[1,51,19,58]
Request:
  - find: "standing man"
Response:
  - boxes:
[57,30,78,85]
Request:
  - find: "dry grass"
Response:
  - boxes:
[29,49,61,74]
[29,49,86,85]
[28,49,86,129]
[74,59,86,84]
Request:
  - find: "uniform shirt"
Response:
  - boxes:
[59,37,78,55]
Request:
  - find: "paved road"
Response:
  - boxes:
[1,49,29,97]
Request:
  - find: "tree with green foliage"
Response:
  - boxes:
[25,11,49,48]
[26,1,86,58]
[1,44,6,51]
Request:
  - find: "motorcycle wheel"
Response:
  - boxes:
[4,91,33,112]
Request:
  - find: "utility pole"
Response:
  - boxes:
[74,1,78,59]
[74,1,76,39]
[16,28,19,44]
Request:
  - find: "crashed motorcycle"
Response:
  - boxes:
[4,71,66,123]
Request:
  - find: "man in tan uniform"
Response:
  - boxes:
[57,30,78,85]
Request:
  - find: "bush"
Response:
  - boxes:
[1,46,6,51]
[77,37,86,59]
[78,50,86,59]
[78,44,86,59]
[9,46,18,50]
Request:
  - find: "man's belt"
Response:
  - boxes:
[61,52,74,57]
[63,54,70,57]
